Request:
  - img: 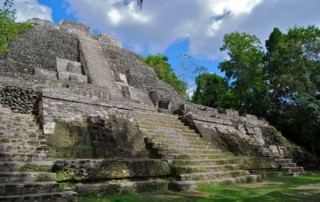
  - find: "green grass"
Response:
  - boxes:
[79,173,320,202]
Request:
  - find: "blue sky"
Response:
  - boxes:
[12,0,320,92]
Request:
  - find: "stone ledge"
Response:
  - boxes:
[53,159,171,181]
[73,179,168,196]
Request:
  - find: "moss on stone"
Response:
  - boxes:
[46,121,94,158]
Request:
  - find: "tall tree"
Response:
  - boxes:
[143,54,187,96]
[265,26,320,117]
[192,73,229,108]
[265,26,320,154]
[218,32,268,114]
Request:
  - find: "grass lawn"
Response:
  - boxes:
[79,173,320,202]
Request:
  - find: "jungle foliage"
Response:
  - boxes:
[192,26,320,155]
[0,0,33,53]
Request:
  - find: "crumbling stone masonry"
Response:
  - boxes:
[0,18,317,200]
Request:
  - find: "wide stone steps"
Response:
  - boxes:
[0,152,50,161]
[0,171,56,183]
[135,109,260,191]
[273,158,306,176]
[0,191,77,202]
[0,161,54,172]
[0,181,59,195]
[146,137,210,146]
[172,164,240,174]
[169,175,262,191]
[176,170,250,181]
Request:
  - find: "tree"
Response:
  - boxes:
[0,0,15,23]
[218,32,268,114]
[265,26,320,154]
[192,73,229,108]
[136,0,143,10]
[265,26,320,103]
[0,0,32,53]
[143,54,187,96]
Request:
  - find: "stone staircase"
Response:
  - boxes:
[0,105,77,201]
[134,109,261,191]
[273,157,306,176]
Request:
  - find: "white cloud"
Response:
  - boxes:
[14,0,53,22]
[65,0,320,60]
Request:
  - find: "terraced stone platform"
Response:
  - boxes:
[0,106,77,201]
[134,108,262,191]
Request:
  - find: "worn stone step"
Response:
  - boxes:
[282,167,304,173]
[0,191,77,202]
[169,175,262,191]
[140,127,198,136]
[173,158,238,166]
[135,111,178,118]
[140,124,194,132]
[0,152,50,161]
[176,170,250,181]
[283,171,307,176]
[136,117,178,124]
[172,164,240,174]
[0,182,60,195]
[160,152,232,161]
[159,148,221,155]
[153,143,214,150]
[73,179,168,196]
[147,137,208,146]
[142,132,201,141]
[0,161,54,172]
[0,172,56,182]
[274,158,292,164]
[278,163,297,168]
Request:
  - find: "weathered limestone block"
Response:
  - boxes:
[34,68,57,80]
[87,115,148,158]
[73,180,168,196]
[56,58,87,83]
[28,18,55,28]
[98,33,122,48]
[53,159,170,181]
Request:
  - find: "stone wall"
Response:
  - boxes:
[101,44,186,109]
[41,88,148,159]
[180,103,317,169]
[0,85,39,114]
[53,159,170,181]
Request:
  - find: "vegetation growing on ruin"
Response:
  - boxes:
[191,25,320,156]
[143,54,187,96]
[0,0,33,53]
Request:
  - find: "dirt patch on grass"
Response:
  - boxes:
[142,190,210,200]
[293,184,320,190]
